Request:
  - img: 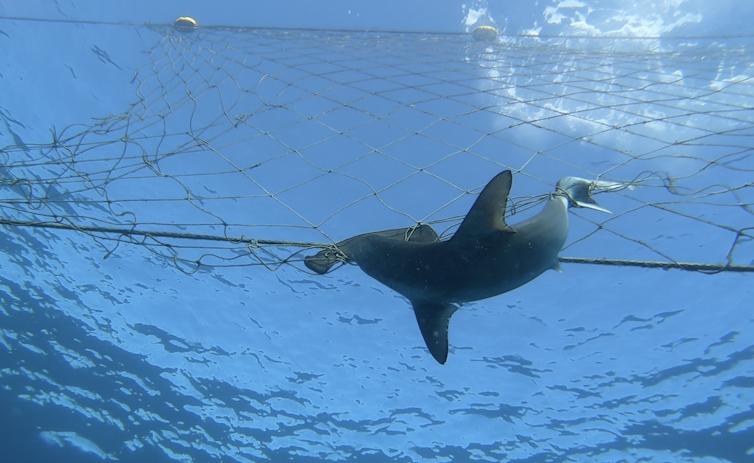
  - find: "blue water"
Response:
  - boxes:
[1,1,753,462]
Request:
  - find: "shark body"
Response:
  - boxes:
[306,170,616,363]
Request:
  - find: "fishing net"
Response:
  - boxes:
[1,25,753,273]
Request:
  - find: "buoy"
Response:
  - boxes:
[472,25,498,43]
[174,16,198,33]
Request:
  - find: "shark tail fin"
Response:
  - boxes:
[556,177,614,214]
[412,300,459,364]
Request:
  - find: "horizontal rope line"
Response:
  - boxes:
[0,218,319,249]
[2,218,751,273]
[558,257,752,273]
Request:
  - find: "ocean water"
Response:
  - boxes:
[1,1,753,462]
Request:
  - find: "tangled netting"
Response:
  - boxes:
[1,25,753,273]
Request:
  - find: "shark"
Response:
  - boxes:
[305,170,621,364]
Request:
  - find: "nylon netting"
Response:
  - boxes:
[1,25,753,273]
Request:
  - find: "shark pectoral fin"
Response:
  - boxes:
[412,301,459,364]
[552,260,563,273]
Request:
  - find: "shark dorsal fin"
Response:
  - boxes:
[412,301,459,364]
[452,170,515,241]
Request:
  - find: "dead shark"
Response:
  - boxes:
[305,170,619,364]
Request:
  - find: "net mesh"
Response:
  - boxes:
[1,26,753,273]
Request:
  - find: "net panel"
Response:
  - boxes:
[1,26,753,273]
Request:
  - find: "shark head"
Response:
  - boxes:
[556,176,628,214]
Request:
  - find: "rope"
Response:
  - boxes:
[3,218,750,273]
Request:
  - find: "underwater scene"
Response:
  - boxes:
[1,1,753,462]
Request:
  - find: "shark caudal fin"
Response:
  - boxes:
[556,177,629,214]
[304,224,439,274]
[412,300,459,364]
